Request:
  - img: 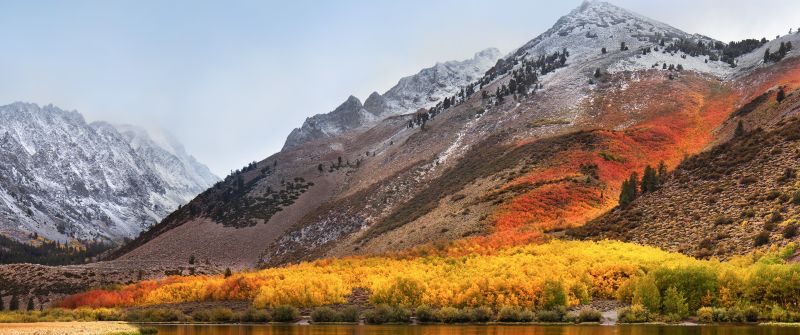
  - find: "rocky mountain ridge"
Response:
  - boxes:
[282,48,502,149]
[0,102,218,244]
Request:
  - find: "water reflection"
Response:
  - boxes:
[145,324,800,335]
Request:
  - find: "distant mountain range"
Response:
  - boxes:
[0,102,218,244]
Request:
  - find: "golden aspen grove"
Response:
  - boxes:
[59,240,800,320]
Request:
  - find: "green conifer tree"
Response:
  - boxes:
[734,120,746,137]
[657,161,667,186]
[641,166,658,193]
[26,297,34,311]
[9,294,19,311]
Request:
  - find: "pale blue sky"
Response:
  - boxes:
[1,0,798,176]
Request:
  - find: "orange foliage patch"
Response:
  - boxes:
[58,281,160,309]
[482,74,740,246]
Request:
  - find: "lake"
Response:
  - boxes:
[145,324,800,335]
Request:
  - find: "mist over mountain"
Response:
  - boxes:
[0,102,218,244]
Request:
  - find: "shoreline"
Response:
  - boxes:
[2,320,800,335]
[0,321,140,335]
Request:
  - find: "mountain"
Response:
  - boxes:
[109,0,800,271]
[283,48,502,149]
[0,102,219,245]
[115,124,219,202]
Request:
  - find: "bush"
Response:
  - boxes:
[310,307,339,323]
[371,277,424,306]
[577,308,602,323]
[364,304,411,324]
[715,305,758,323]
[713,215,734,225]
[365,305,391,324]
[541,280,568,310]
[191,309,213,322]
[92,308,125,321]
[697,307,713,323]
[792,190,800,205]
[536,310,563,322]
[191,308,234,323]
[725,306,745,322]
[662,287,689,321]
[435,307,469,323]
[38,308,79,322]
[339,306,360,323]
[496,306,533,322]
[742,305,759,322]
[271,305,299,323]
[210,308,234,322]
[415,305,437,323]
[650,266,718,312]
[563,311,579,323]
[237,309,270,323]
[783,223,798,239]
[126,308,187,322]
[632,276,661,313]
[770,305,790,322]
[388,306,411,323]
[469,306,493,323]
[618,304,650,323]
[754,231,770,247]
[569,283,591,304]
[712,307,728,322]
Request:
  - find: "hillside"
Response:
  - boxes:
[110,1,800,269]
[0,102,218,249]
[570,64,800,258]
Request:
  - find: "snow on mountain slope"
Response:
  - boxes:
[381,48,502,114]
[283,48,502,149]
[0,102,219,244]
[516,1,697,61]
[116,124,219,200]
[283,96,381,150]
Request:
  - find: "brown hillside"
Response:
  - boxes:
[571,82,800,259]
